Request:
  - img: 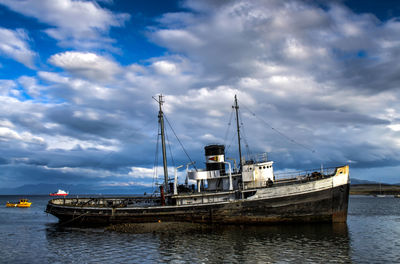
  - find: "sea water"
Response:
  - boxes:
[0,195,399,263]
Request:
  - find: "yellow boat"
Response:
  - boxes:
[6,199,32,208]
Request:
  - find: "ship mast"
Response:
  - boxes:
[234,95,243,172]
[157,94,169,193]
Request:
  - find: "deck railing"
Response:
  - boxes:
[274,167,337,182]
[49,196,161,207]
[244,152,269,164]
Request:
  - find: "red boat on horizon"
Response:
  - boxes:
[50,189,69,196]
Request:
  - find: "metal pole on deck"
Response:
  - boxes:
[224,161,233,191]
[174,165,184,195]
[185,161,195,186]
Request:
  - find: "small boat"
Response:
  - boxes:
[6,199,32,208]
[50,189,69,196]
[6,202,17,207]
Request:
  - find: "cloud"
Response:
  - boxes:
[151,60,179,76]
[0,79,18,96]
[101,181,136,187]
[0,0,130,48]
[128,166,156,179]
[17,76,45,98]
[150,0,400,95]
[48,51,121,82]
[0,127,45,144]
[2,0,400,189]
[0,27,36,68]
[151,29,204,50]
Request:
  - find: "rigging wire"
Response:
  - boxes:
[164,115,198,171]
[223,108,234,145]
[164,123,176,170]
[93,151,115,168]
[238,110,253,159]
[225,130,238,159]
[240,103,316,153]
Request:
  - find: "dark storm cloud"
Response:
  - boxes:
[47,107,123,139]
[283,106,390,126]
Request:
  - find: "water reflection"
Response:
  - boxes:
[45,223,351,263]
[156,224,351,263]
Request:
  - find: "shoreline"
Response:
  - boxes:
[350,184,400,195]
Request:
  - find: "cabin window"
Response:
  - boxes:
[259,166,262,169]
[263,166,266,169]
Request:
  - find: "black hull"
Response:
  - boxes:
[46,183,349,226]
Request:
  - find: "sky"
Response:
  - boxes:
[1,0,400,193]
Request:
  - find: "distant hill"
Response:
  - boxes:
[350,184,400,195]
[350,178,380,185]
[0,183,153,195]
[350,178,400,185]
[350,178,400,195]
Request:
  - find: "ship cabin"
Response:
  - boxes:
[172,144,275,206]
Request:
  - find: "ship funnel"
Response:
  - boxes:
[205,144,226,175]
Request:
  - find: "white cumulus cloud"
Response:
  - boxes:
[0,27,36,68]
[48,51,121,82]
[0,0,129,48]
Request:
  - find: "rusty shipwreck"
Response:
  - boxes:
[46,95,350,225]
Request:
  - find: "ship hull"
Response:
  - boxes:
[46,183,349,226]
